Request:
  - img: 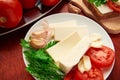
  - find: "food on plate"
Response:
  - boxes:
[78,55,92,73]
[21,39,64,80]
[0,0,23,29]
[46,32,81,66]
[69,0,120,34]
[90,33,103,48]
[86,46,115,68]
[47,34,91,73]
[19,0,37,9]
[40,0,60,6]
[21,20,115,80]
[53,25,88,41]
[49,19,77,27]
[64,64,104,80]
[29,30,48,49]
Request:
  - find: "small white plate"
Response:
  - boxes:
[23,13,115,80]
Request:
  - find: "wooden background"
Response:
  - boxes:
[0,1,120,80]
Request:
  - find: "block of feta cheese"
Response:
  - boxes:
[49,20,77,28]
[58,35,91,73]
[46,32,81,66]
[54,25,88,41]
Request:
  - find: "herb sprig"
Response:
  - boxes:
[88,0,118,6]
[20,39,64,80]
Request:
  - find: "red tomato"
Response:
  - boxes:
[0,0,23,29]
[19,0,37,9]
[83,67,103,80]
[107,0,120,12]
[73,66,86,80]
[64,66,76,80]
[64,70,73,80]
[86,46,115,68]
[64,65,104,80]
[41,0,60,6]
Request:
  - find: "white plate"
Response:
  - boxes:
[23,13,115,80]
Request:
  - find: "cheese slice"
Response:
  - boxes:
[54,25,88,41]
[46,32,81,65]
[49,20,77,28]
[97,4,113,14]
[59,35,91,73]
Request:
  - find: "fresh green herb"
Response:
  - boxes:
[20,39,64,80]
[88,0,118,7]
[88,0,107,6]
[112,0,118,2]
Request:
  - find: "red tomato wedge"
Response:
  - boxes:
[107,0,120,12]
[64,68,74,80]
[64,65,104,80]
[81,66,103,80]
[86,46,115,68]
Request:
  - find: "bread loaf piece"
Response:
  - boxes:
[69,0,120,34]
[83,0,120,20]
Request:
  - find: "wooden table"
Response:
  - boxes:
[0,1,120,80]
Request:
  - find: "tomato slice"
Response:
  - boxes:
[64,65,104,80]
[73,66,86,80]
[64,66,75,80]
[86,46,115,68]
[64,65,103,80]
[82,66,104,80]
[107,0,120,12]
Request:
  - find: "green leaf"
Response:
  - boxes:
[112,0,118,2]
[20,39,31,48]
[88,0,107,6]
[20,39,64,80]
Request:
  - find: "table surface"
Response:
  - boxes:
[0,1,120,80]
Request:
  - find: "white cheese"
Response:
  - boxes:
[54,25,88,41]
[46,32,81,66]
[59,35,91,73]
[97,4,113,14]
[49,20,77,28]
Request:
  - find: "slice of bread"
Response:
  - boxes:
[69,0,120,34]
[83,0,120,19]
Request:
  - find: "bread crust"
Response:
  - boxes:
[83,0,120,19]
